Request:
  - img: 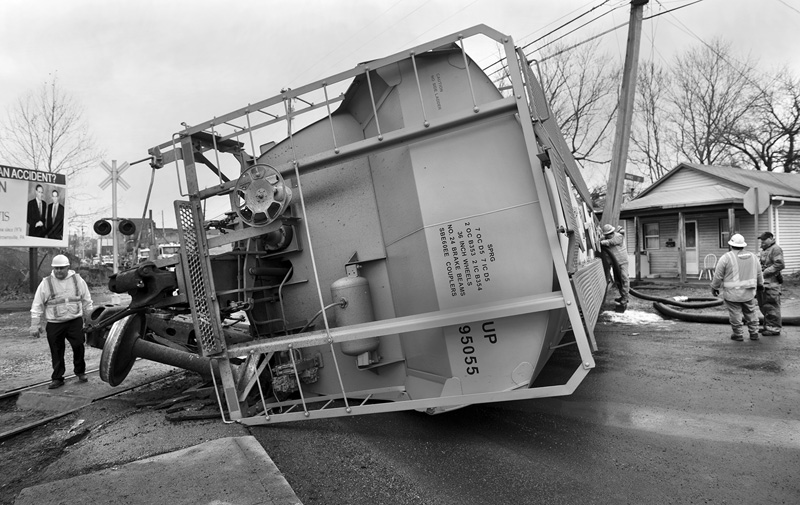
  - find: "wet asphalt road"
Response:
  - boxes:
[253,308,800,505]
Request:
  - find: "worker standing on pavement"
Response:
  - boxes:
[757,231,784,336]
[710,234,763,342]
[599,223,629,308]
[30,254,94,389]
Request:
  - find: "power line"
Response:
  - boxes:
[532,21,627,64]
[530,0,705,60]
[483,0,625,74]
[520,0,614,51]
[514,0,598,47]
[526,1,629,57]
[492,0,704,72]
[643,0,705,20]
[654,0,773,94]
[481,1,709,85]
[775,0,800,16]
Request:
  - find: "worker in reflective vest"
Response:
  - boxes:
[710,234,763,342]
[30,254,94,389]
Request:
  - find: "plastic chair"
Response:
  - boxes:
[699,253,717,280]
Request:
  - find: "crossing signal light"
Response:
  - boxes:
[118,219,136,236]
[93,219,112,236]
[93,219,137,236]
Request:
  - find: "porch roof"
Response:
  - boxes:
[686,164,800,196]
[621,185,740,212]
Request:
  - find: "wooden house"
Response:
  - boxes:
[618,163,800,282]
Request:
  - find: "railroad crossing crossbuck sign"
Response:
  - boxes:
[100,160,130,190]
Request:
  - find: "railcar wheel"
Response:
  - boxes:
[100,313,146,386]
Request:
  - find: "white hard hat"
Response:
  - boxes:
[728,234,747,248]
[51,254,70,267]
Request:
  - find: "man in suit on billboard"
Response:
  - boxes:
[46,188,65,240]
[26,184,48,237]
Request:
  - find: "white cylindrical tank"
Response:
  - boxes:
[331,275,379,356]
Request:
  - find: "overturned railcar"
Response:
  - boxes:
[91,25,607,424]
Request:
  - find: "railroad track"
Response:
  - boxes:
[0,368,102,401]
[0,362,184,441]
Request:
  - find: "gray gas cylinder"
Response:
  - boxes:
[331,275,379,356]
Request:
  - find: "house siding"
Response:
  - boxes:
[776,202,800,274]
[690,212,729,270]
[638,217,679,274]
[655,169,740,193]
[623,219,634,251]
[623,209,772,278]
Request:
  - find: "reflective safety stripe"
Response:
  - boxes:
[721,251,757,289]
[44,275,80,306]
[724,279,756,288]
[46,296,83,305]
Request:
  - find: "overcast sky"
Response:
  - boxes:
[2,0,800,232]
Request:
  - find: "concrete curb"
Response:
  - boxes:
[15,436,302,505]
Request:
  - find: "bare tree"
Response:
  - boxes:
[724,69,800,172]
[1,74,103,221]
[0,74,102,291]
[668,39,761,166]
[1,74,101,179]
[536,38,620,168]
[630,60,674,183]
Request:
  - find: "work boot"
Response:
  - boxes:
[48,379,65,389]
[77,374,88,382]
[730,334,744,341]
[761,330,781,336]
[749,333,760,341]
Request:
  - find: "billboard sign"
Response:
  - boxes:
[0,164,68,248]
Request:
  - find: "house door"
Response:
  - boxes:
[685,221,698,275]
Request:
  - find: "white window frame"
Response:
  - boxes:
[719,218,740,248]
[644,222,660,250]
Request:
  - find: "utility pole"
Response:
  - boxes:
[29,248,38,293]
[111,161,119,274]
[603,0,649,227]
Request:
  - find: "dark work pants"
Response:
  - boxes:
[46,317,86,381]
[757,283,782,331]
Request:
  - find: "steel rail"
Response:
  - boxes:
[0,368,185,442]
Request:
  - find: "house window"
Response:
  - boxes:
[719,218,740,248]
[644,222,659,249]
